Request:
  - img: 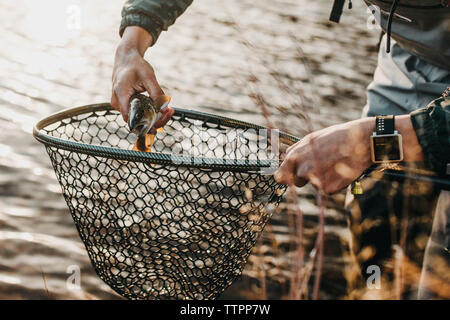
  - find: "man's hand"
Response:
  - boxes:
[111,26,174,127]
[274,115,425,194]
[275,118,373,194]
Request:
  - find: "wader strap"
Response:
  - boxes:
[375,115,395,135]
[330,0,346,23]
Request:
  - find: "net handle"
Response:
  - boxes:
[33,103,300,171]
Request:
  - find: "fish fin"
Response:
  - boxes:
[144,134,156,151]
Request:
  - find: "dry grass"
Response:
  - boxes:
[230,18,449,300]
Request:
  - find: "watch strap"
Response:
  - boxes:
[375,115,395,135]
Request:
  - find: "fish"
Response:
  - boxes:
[128,93,171,152]
[128,94,171,137]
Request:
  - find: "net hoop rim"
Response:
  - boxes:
[33,103,300,171]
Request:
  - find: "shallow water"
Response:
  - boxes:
[0,0,378,299]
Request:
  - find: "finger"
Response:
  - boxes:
[113,84,132,123]
[110,92,120,111]
[286,141,300,155]
[142,75,164,101]
[294,177,308,188]
[296,160,326,190]
[322,171,350,194]
[153,107,175,129]
[323,181,341,195]
[294,174,308,188]
[274,156,297,185]
[294,163,309,188]
[118,93,131,123]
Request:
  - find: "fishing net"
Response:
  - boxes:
[33,103,298,300]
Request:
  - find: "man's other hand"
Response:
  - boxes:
[274,119,373,194]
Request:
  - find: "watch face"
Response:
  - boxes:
[371,134,403,162]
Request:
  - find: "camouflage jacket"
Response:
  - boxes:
[120,0,193,43]
[120,0,450,176]
[411,95,450,177]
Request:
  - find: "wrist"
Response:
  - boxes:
[119,26,154,56]
[362,115,425,164]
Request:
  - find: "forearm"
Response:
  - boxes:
[119,26,154,57]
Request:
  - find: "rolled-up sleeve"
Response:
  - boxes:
[120,0,193,44]
[410,96,450,176]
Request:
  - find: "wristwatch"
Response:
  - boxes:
[370,115,403,163]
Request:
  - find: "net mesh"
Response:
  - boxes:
[36,105,290,300]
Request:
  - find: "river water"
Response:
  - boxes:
[0,0,378,299]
